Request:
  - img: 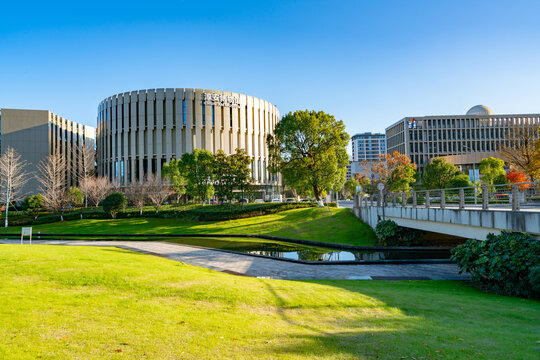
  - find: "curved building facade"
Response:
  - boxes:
[96,88,280,189]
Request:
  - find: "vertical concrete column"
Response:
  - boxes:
[165,88,174,162]
[130,91,138,184]
[213,90,223,152]
[174,89,184,157]
[203,89,213,152]
[194,89,203,149]
[222,91,231,153]
[185,89,194,153]
[440,190,446,209]
[401,192,406,207]
[122,93,130,185]
[137,91,146,182]
[512,185,520,211]
[238,94,246,149]
[230,92,239,151]
[253,98,260,182]
[155,89,165,179]
[425,190,430,208]
[459,189,465,209]
[111,97,118,181]
[146,89,155,178]
[412,192,417,208]
[392,193,396,206]
[482,185,489,210]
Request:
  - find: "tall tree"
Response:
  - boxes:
[499,124,540,181]
[230,148,254,202]
[37,153,67,214]
[73,143,96,207]
[146,174,174,213]
[368,151,417,192]
[267,110,349,202]
[212,150,235,203]
[479,157,506,185]
[422,158,460,189]
[126,182,147,215]
[179,149,215,203]
[0,147,30,227]
[86,176,110,206]
[162,159,187,203]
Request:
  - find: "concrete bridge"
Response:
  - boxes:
[352,184,540,240]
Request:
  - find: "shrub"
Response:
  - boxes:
[375,219,420,246]
[102,193,127,219]
[451,232,540,299]
[65,187,84,208]
[21,194,44,214]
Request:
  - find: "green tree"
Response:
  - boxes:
[479,157,506,185]
[21,194,44,216]
[180,149,215,204]
[102,192,126,219]
[387,163,417,192]
[446,174,472,188]
[342,179,360,198]
[213,150,235,203]
[230,148,254,202]
[422,158,460,189]
[267,110,349,201]
[162,159,186,203]
[65,187,84,208]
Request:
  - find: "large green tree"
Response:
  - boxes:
[267,110,349,201]
[162,159,187,203]
[479,157,506,185]
[179,149,215,203]
[230,148,254,201]
[212,148,254,203]
[422,158,460,189]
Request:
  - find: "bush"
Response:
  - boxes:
[451,232,540,299]
[102,193,127,219]
[21,194,44,214]
[66,187,84,208]
[375,219,420,246]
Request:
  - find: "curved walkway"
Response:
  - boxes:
[0,239,469,280]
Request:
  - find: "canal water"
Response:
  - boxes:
[164,237,450,262]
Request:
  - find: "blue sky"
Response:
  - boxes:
[1,0,539,138]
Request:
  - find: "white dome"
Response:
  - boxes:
[466,105,493,116]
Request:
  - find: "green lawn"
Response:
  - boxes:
[0,245,538,359]
[0,207,377,246]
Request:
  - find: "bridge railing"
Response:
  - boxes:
[357,181,540,211]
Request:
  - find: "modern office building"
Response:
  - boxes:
[96,88,280,193]
[351,132,386,162]
[385,105,540,173]
[0,108,96,195]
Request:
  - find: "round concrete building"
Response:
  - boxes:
[96,88,280,193]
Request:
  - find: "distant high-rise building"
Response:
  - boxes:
[351,132,386,162]
[385,105,540,174]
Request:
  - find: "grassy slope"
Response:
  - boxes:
[0,207,377,246]
[0,245,538,360]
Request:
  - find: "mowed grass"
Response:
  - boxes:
[0,245,538,359]
[0,207,376,246]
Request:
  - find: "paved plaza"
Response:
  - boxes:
[0,239,468,280]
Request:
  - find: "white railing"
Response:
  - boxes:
[357,181,540,211]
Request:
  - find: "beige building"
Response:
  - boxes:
[96,88,280,192]
[386,105,540,174]
[0,109,96,195]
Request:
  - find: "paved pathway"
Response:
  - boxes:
[0,239,469,280]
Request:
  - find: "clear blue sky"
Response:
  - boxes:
[1,0,539,138]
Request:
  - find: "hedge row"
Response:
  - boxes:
[4,202,334,226]
[451,231,540,299]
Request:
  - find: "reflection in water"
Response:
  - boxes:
[164,237,450,262]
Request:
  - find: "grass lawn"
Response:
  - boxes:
[0,207,377,246]
[0,245,538,359]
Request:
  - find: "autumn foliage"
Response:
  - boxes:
[506,169,530,190]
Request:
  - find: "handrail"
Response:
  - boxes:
[356,181,540,211]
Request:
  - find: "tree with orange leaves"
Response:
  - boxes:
[364,151,417,192]
[506,169,530,190]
